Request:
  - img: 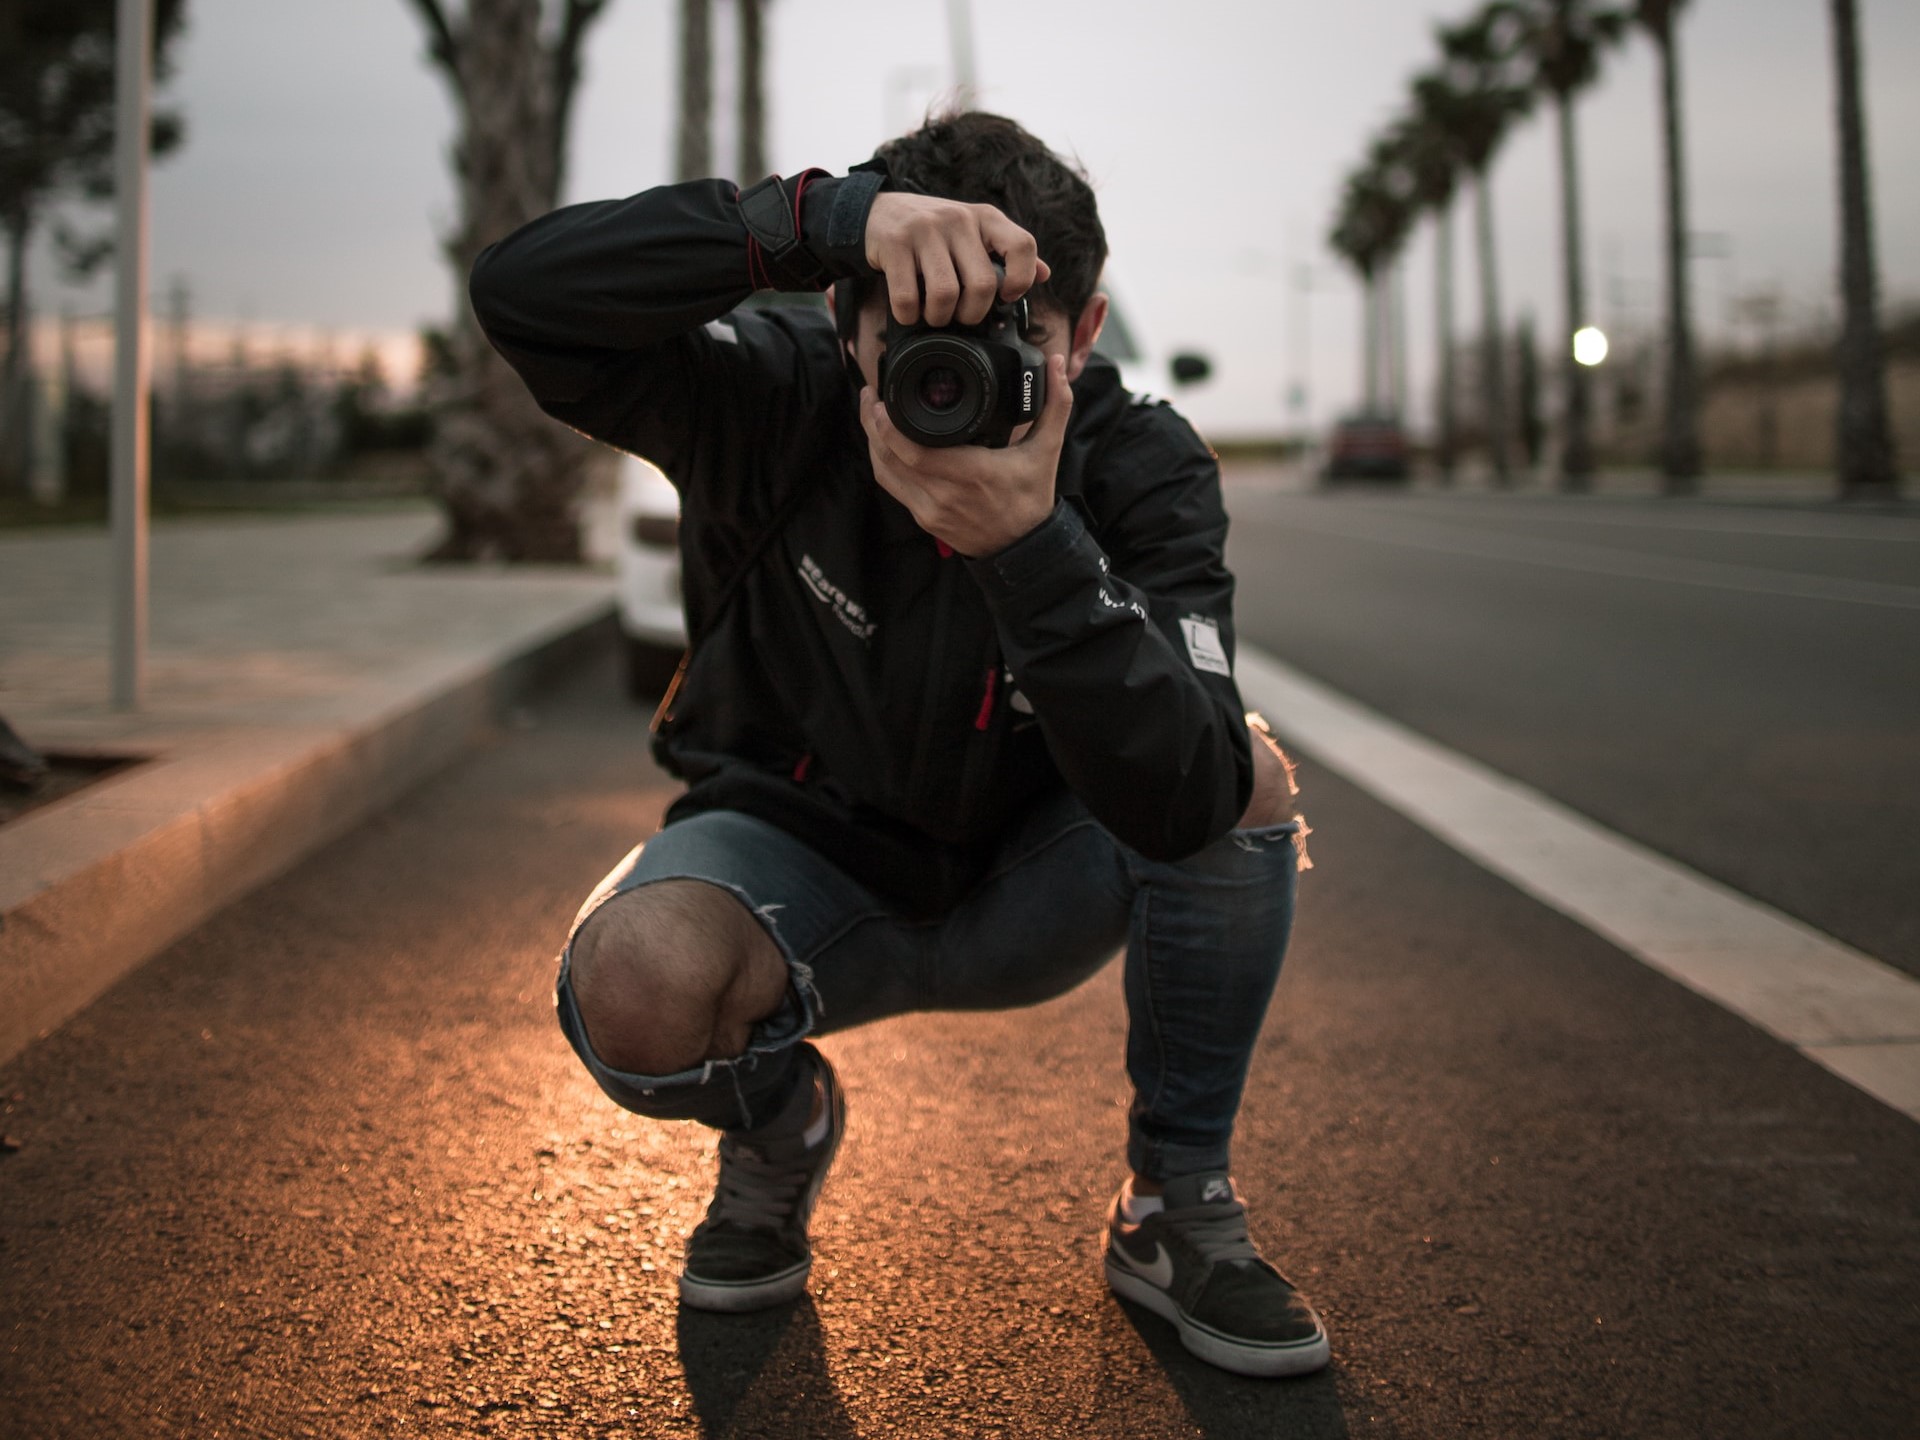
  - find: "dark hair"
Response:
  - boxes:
[842,110,1108,331]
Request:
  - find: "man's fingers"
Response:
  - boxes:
[954,245,1003,326]
[866,196,1052,321]
[861,384,922,470]
[916,243,962,328]
[978,210,1045,299]
[861,391,938,519]
[864,386,940,474]
[882,254,921,325]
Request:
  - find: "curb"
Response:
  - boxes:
[0,605,616,1067]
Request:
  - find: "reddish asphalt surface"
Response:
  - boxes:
[3,647,1917,1438]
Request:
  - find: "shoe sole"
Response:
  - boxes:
[678,1254,813,1312]
[678,1053,847,1315]
[1105,1258,1332,1378]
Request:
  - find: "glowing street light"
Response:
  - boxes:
[1572,326,1610,368]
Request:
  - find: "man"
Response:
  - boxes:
[470,111,1327,1379]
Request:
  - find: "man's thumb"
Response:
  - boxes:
[1039,352,1072,434]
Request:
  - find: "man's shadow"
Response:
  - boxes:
[670,1294,1358,1439]
[1113,1297,1357,1440]
[676,1297,860,1439]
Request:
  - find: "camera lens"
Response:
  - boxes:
[917,366,964,413]
[881,333,994,446]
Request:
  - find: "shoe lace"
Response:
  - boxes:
[707,1137,812,1231]
[1167,1200,1262,1268]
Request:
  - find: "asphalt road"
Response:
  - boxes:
[4,647,1917,1438]
[1224,481,1920,978]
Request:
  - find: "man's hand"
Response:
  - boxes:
[864,193,1050,327]
[859,352,1072,558]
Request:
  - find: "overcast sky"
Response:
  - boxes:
[29,0,1920,438]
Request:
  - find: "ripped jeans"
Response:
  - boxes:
[555,788,1301,1182]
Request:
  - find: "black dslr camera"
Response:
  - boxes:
[878,276,1047,449]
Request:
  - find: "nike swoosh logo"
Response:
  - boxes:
[1111,1238,1175,1289]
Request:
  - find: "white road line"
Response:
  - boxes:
[1237,645,1920,1124]
[1274,506,1920,611]
[1360,495,1920,545]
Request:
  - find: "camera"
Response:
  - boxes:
[878,281,1047,449]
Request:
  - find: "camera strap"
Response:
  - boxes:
[649,475,817,737]
[738,170,830,290]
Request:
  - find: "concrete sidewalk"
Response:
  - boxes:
[0,503,616,1063]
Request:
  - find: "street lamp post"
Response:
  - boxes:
[946,0,977,107]
[111,0,154,710]
[1288,263,1316,446]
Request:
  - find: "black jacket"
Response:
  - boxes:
[470,171,1254,918]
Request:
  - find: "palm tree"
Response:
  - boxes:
[1510,0,1628,488]
[1328,165,1412,416]
[1635,0,1701,490]
[1367,135,1422,420]
[1394,102,1466,480]
[1328,176,1384,413]
[1827,0,1898,498]
[1428,9,1532,483]
[676,0,712,181]
[404,0,616,561]
[737,0,768,181]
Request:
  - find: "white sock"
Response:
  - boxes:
[799,1072,831,1149]
[1120,1179,1164,1222]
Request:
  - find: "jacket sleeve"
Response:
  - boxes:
[967,409,1253,861]
[466,171,883,496]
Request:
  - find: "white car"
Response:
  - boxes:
[1093,283,1212,400]
[615,454,688,698]
[613,288,1210,700]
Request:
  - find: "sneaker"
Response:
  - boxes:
[1104,1171,1330,1377]
[678,1044,845,1312]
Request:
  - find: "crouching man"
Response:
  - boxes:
[470,110,1327,1378]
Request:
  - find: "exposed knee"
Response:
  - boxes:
[567,880,787,1076]
[1238,718,1300,829]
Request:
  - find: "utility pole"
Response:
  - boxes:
[946,0,978,107]
[1287,262,1315,446]
[111,0,154,710]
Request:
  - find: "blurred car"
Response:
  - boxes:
[1322,413,1412,482]
[1091,284,1213,398]
[615,453,689,699]
[614,287,1212,700]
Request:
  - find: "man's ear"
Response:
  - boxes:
[1066,293,1109,383]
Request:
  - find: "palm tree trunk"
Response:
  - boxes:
[1435,199,1456,482]
[1361,271,1379,412]
[2,211,28,491]
[1474,169,1510,484]
[1829,0,1898,498]
[1653,18,1701,490]
[1389,258,1409,420]
[3,213,27,393]
[738,0,767,182]
[677,0,713,182]
[1556,89,1596,488]
[405,0,612,562]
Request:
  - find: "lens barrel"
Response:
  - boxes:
[881,334,997,446]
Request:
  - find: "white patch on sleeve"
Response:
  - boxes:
[1180,616,1232,677]
[704,318,740,344]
